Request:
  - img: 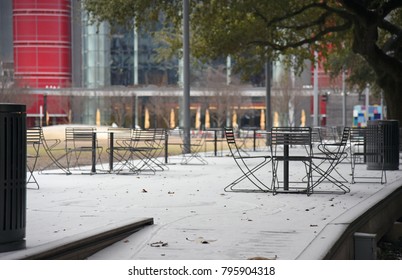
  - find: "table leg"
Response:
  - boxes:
[91,132,96,173]
[284,143,289,191]
[253,129,257,151]
[109,132,114,172]
[214,130,217,156]
[164,131,169,164]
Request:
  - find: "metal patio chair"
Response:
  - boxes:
[310,127,351,194]
[106,127,136,174]
[224,127,271,193]
[133,128,168,172]
[64,127,104,172]
[39,128,71,175]
[180,131,208,165]
[270,127,314,195]
[350,126,386,184]
[107,128,159,174]
[309,126,350,185]
[26,127,42,189]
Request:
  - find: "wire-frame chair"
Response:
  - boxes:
[270,127,314,195]
[26,127,42,189]
[310,127,351,194]
[224,127,271,193]
[64,127,104,172]
[180,131,208,165]
[39,128,72,175]
[107,127,136,174]
[132,128,169,172]
[309,126,350,184]
[350,126,387,184]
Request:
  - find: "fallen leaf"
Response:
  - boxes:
[248,255,277,260]
[186,237,216,244]
[150,241,168,247]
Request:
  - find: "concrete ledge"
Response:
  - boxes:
[297,182,402,260]
[0,217,153,260]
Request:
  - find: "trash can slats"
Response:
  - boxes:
[0,104,26,252]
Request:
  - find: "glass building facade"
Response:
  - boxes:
[110,25,179,87]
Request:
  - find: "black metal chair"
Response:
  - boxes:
[270,127,313,195]
[39,128,72,175]
[224,127,271,193]
[107,128,165,174]
[180,131,208,165]
[107,127,137,174]
[350,126,386,184]
[65,127,103,172]
[310,127,351,193]
[26,127,42,189]
[309,126,350,185]
[132,128,168,172]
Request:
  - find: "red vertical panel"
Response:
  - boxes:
[13,0,71,117]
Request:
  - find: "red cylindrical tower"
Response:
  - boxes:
[13,0,71,125]
[13,0,71,87]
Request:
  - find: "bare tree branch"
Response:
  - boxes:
[248,20,352,51]
[252,2,328,28]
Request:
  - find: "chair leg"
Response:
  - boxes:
[27,147,40,189]
[351,155,356,184]
[224,158,270,192]
[26,167,39,189]
[271,160,280,194]
[181,151,207,165]
[311,159,350,193]
[381,160,387,184]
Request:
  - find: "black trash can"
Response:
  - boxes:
[366,120,399,171]
[0,104,27,252]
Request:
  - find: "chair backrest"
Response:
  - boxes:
[134,129,155,141]
[66,127,95,140]
[27,127,42,144]
[151,128,166,142]
[130,129,166,154]
[145,128,166,152]
[224,127,240,157]
[133,129,158,149]
[108,127,132,141]
[271,127,312,146]
[225,128,235,143]
[65,127,96,148]
[270,127,312,158]
[339,127,351,145]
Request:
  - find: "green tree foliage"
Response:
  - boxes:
[82,0,402,121]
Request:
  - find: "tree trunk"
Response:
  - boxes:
[380,76,402,123]
[352,19,402,125]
